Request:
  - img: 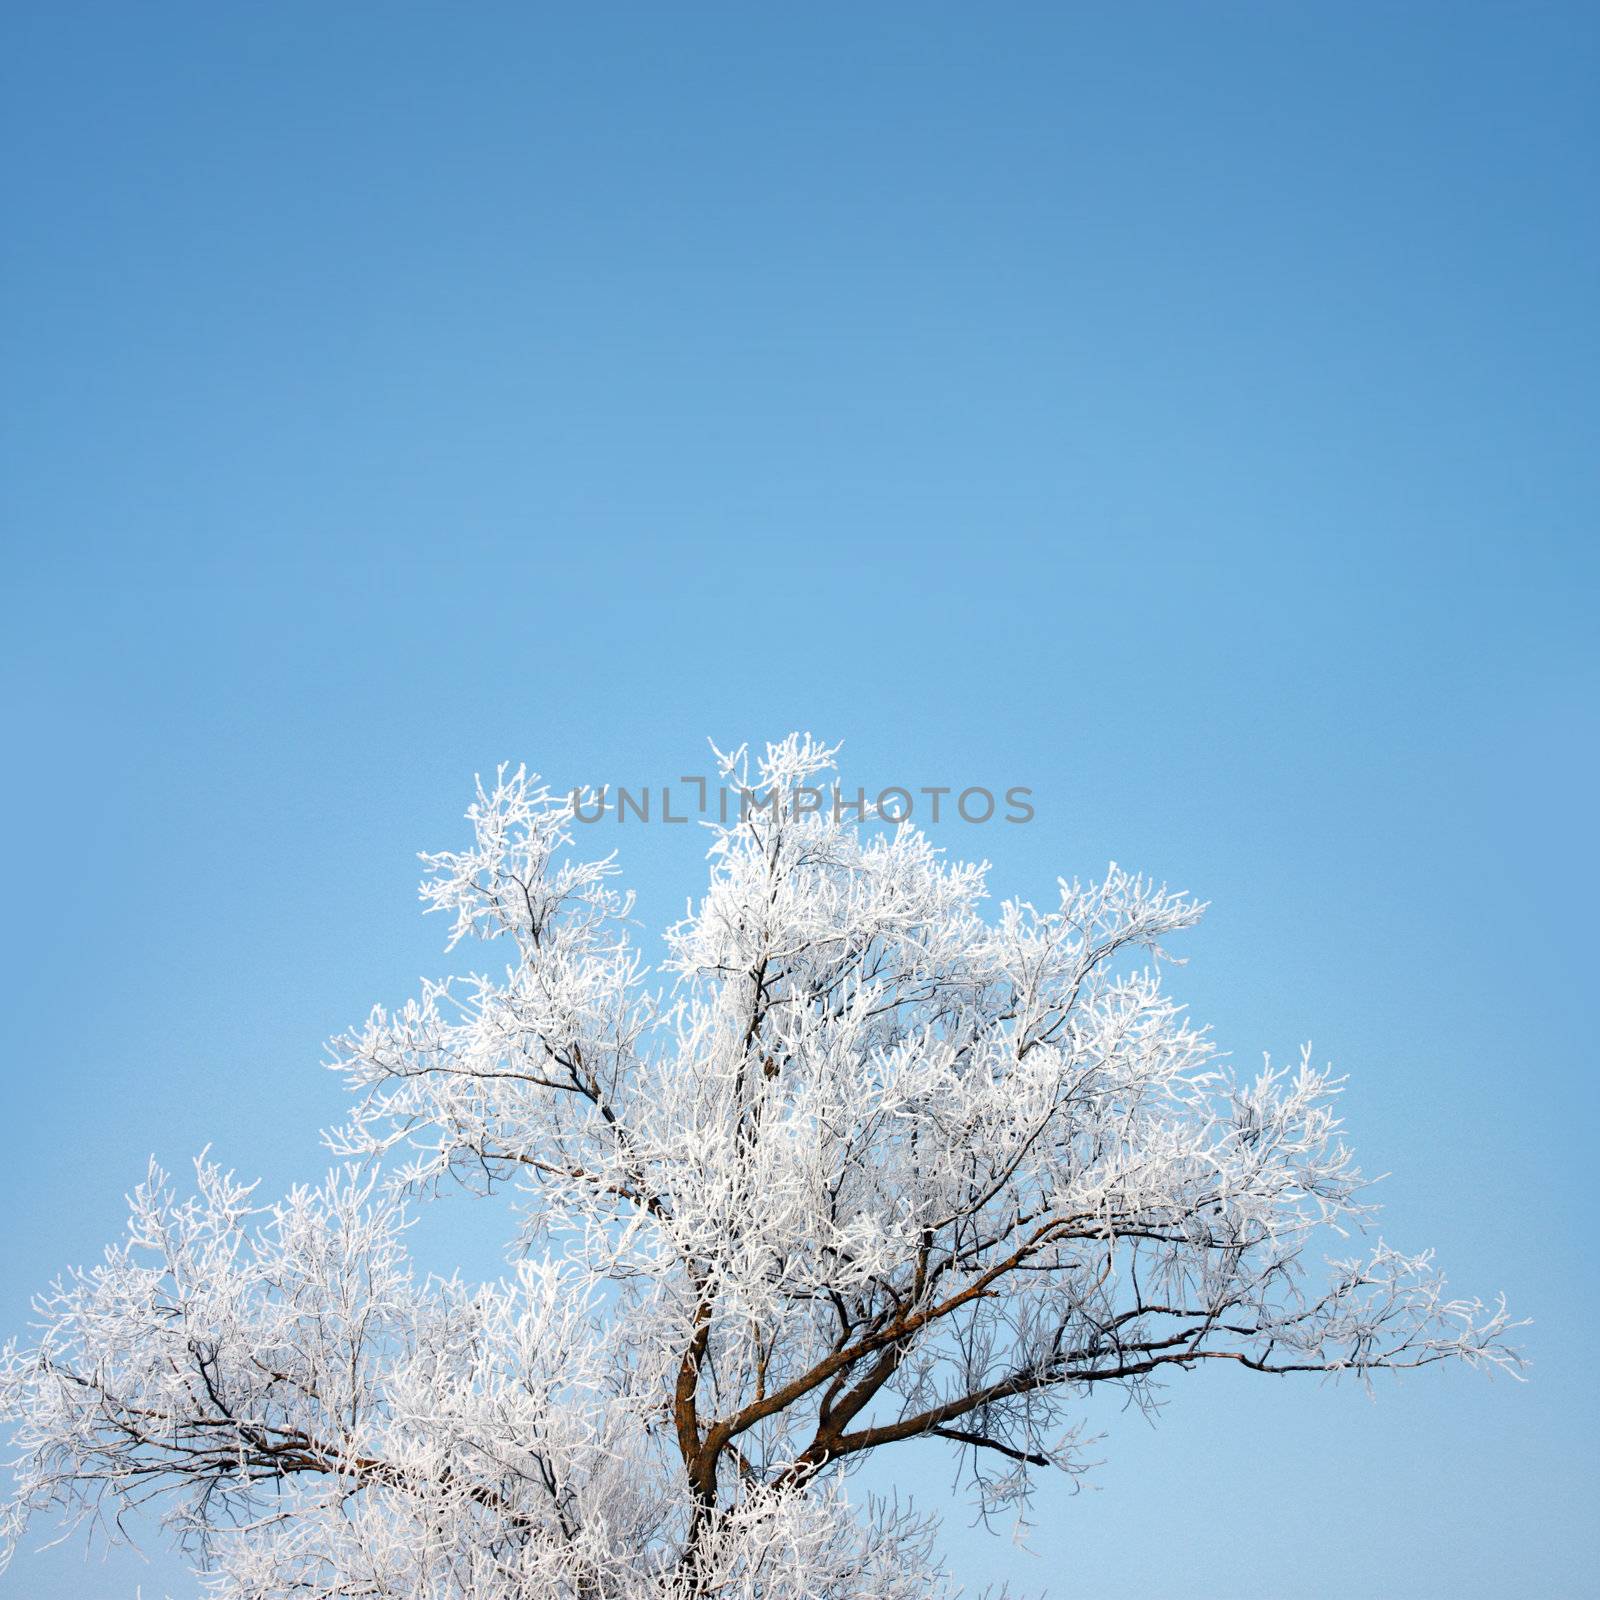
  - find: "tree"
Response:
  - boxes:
[0,735,1519,1597]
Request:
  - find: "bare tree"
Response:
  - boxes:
[0,736,1520,1597]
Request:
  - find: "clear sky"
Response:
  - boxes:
[2,4,1596,1596]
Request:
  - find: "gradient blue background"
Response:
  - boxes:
[3,4,1596,1596]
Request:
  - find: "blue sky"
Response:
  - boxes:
[2,4,1596,1595]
